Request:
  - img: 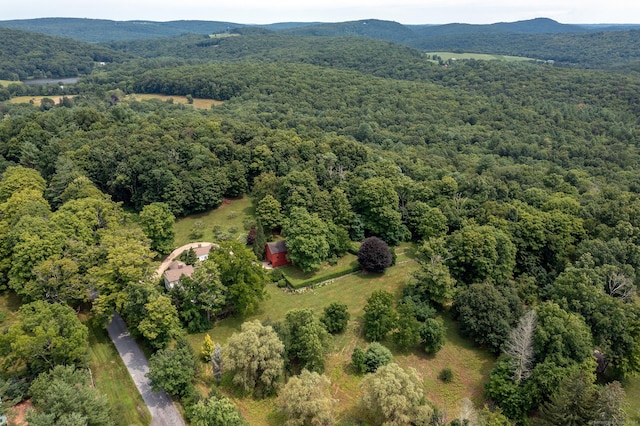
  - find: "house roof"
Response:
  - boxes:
[164,261,194,282]
[267,240,288,254]
[194,244,211,257]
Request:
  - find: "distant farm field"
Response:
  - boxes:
[428,51,538,62]
[0,79,21,87]
[8,95,75,105]
[126,93,224,109]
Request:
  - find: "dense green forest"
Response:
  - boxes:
[0,28,126,80]
[1,20,640,425]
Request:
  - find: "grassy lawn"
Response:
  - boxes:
[395,242,419,263]
[125,93,224,110]
[279,253,360,288]
[173,196,255,247]
[624,375,640,422]
[427,51,538,62]
[188,259,495,424]
[279,242,419,289]
[86,320,152,426]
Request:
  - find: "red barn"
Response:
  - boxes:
[265,240,291,268]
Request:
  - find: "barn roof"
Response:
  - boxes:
[267,240,288,254]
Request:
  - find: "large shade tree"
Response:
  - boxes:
[278,370,337,426]
[139,202,175,255]
[359,363,433,426]
[224,320,285,396]
[283,207,330,272]
[1,300,88,375]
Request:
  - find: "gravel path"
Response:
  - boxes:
[107,313,185,426]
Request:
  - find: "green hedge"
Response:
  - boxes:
[282,263,361,289]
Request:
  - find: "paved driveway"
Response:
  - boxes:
[107,313,185,426]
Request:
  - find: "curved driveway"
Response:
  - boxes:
[155,242,216,278]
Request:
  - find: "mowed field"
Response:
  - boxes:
[125,93,224,109]
[428,51,538,62]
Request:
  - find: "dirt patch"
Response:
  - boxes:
[8,400,33,425]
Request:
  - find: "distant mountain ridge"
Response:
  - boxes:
[1,17,638,43]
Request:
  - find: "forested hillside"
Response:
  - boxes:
[1,22,640,425]
[0,18,245,42]
[4,16,640,69]
[0,28,127,80]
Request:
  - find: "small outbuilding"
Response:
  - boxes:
[265,240,291,268]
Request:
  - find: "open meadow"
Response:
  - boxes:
[7,95,75,105]
[173,196,254,247]
[188,258,495,424]
[0,79,21,87]
[125,93,224,110]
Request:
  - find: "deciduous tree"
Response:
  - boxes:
[189,395,246,426]
[1,300,88,375]
[453,283,522,353]
[420,318,446,354]
[359,363,432,426]
[284,309,329,373]
[392,303,422,350]
[283,207,330,272]
[139,202,175,255]
[320,302,350,334]
[278,370,337,426]
[256,194,284,231]
[27,365,113,426]
[363,290,396,342]
[209,241,267,315]
[224,320,284,396]
[147,339,196,400]
[358,237,392,273]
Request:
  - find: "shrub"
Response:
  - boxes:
[321,302,350,334]
[247,227,257,245]
[364,342,393,373]
[400,294,437,322]
[438,368,454,383]
[189,221,204,240]
[358,237,392,273]
[351,347,366,374]
[420,318,446,354]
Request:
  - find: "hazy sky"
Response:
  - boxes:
[4,0,638,25]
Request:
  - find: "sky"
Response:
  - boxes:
[3,0,639,25]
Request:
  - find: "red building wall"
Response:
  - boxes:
[266,245,291,267]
